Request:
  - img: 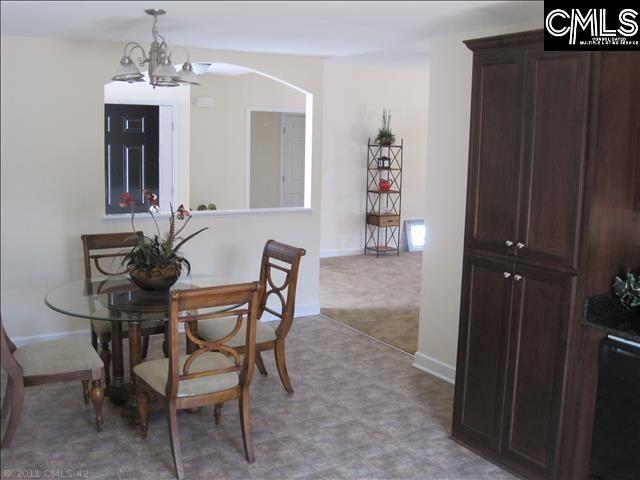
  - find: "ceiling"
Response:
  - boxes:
[0,1,542,68]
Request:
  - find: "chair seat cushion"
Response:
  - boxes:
[197,317,277,348]
[134,352,239,398]
[14,338,104,377]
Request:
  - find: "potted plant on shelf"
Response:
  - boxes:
[376,108,396,146]
[119,190,208,291]
[613,269,640,310]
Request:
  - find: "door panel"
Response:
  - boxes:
[453,255,513,452]
[517,51,589,269]
[502,265,574,477]
[465,51,525,256]
[282,114,305,207]
[105,104,159,213]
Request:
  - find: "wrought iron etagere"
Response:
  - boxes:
[364,139,403,257]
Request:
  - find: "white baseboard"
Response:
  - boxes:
[320,247,364,258]
[412,351,456,384]
[13,329,92,348]
[12,303,321,347]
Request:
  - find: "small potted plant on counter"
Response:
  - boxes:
[613,269,640,310]
[376,108,396,146]
[119,190,207,291]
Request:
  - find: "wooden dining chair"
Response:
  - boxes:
[82,232,166,386]
[1,317,104,447]
[195,240,306,393]
[134,282,263,480]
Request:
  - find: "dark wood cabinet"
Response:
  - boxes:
[465,51,524,257]
[501,265,574,477]
[465,47,590,270]
[516,50,590,270]
[454,255,513,452]
[453,30,640,480]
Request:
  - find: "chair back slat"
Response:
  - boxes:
[259,240,306,337]
[175,286,255,311]
[166,282,263,398]
[177,309,250,323]
[81,232,143,279]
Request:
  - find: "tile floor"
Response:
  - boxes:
[1,315,514,479]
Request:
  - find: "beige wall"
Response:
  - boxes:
[0,35,323,341]
[413,21,542,382]
[321,62,429,256]
[250,112,282,208]
[190,73,305,210]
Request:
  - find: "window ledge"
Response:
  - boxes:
[102,207,312,221]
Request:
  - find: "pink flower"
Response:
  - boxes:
[118,192,136,208]
[144,189,158,207]
[176,204,191,220]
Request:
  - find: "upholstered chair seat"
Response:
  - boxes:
[134,352,239,397]
[198,317,276,348]
[1,320,105,448]
[14,338,104,377]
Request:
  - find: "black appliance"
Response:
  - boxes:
[590,337,640,480]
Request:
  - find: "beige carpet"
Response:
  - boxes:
[320,252,423,354]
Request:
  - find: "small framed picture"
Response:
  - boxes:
[378,156,391,169]
[405,219,426,252]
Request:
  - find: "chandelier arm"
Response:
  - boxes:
[124,42,149,66]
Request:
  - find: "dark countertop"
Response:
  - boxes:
[582,295,640,343]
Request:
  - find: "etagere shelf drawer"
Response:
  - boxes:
[367,214,400,227]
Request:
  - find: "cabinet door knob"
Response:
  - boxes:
[505,240,514,247]
[514,274,523,282]
[516,242,525,249]
[503,272,512,279]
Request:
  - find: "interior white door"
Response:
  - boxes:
[281,114,305,207]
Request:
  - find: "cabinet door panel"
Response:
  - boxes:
[502,265,574,477]
[465,52,525,256]
[453,255,513,452]
[517,51,589,269]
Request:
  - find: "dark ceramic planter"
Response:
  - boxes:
[128,265,180,292]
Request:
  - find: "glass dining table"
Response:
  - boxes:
[45,274,239,416]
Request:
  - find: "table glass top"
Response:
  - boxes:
[45,274,239,322]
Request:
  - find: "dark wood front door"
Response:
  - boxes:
[501,264,575,477]
[453,254,514,453]
[465,51,525,256]
[104,104,159,214]
[516,51,590,269]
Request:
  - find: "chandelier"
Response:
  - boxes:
[112,9,199,87]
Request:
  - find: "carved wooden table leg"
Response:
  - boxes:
[122,321,143,423]
[106,322,128,405]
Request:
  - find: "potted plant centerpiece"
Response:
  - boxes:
[119,190,207,291]
[376,108,396,146]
